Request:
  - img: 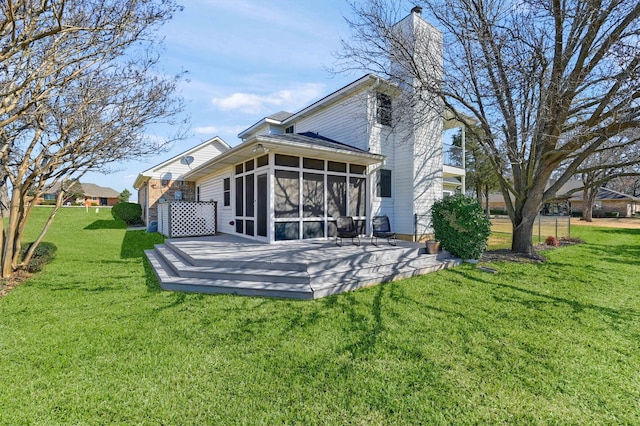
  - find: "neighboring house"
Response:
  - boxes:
[41,182,121,206]
[135,8,466,242]
[133,137,231,225]
[486,179,640,217]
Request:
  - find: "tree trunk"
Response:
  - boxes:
[21,192,64,268]
[484,184,490,217]
[1,186,22,277]
[512,215,536,254]
[582,187,599,222]
[510,194,543,255]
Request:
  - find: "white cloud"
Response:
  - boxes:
[194,126,219,135]
[211,83,326,115]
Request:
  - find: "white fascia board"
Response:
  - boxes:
[281,74,380,125]
[238,117,285,140]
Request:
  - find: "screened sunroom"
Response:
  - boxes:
[184,132,384,243]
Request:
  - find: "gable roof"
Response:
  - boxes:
[238,74,396,140]
[79,183,120,198]
[45,182,120,198]
[133,136,230,189]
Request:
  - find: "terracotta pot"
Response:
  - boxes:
[425,240,440,254]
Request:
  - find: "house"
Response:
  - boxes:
[41,182,121,206]
[486,179,640,217]
[133,137,231,225]
[136,8,466,242]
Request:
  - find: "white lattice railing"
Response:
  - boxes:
[157,201,217,238]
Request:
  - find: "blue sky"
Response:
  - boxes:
[83,0,363,199]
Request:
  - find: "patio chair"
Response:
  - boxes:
[336,216,360,246]
[371,215,397,246]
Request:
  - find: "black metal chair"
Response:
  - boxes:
[371,215,397,246]
[336,216,360,246]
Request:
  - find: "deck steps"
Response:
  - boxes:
[145,236,461,299]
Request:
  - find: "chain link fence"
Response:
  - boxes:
[490,215,571,242]
[414,212,571,243]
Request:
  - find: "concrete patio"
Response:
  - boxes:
[145,234,461,299]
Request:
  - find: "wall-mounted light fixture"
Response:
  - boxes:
[252,143,269,154]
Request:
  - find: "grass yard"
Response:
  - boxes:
[1,207,639,424]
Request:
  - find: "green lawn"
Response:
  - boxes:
[1,208,638,424]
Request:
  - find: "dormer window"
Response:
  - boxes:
[285,125,294,134]
[376,92,392,126]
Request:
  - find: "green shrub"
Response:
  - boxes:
[111,202,142,225]
[20,242,57,273]
[604,211,620,218]
[431,194,491,260]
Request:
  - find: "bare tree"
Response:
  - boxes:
[0,0,186,277]
[608,175,640,197]
[572,132,640,220]
[337,0,640,254]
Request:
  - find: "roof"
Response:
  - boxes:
[133,136,230,189]
[263,132,373,155]
[237,74,395,140]
[46,182,120,198]
[590,187,639,201]
[267,111,294,121]
[183,132,385,181]
[79,183,120,198]
[486,179,640,204]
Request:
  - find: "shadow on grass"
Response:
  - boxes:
[121,230,164,259]
[449,268,639,322]
[84,220,126,230]
[599,228,640,236]
[579,244,640,266]
[143,257,162,293]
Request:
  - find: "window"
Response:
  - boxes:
[376,92,392,126]
[376,169,392,198]
[327,161,346,173]
[285,125,294,134]
[235,176,243,215]
[195,186,200,202]
[223,178,230,206]
[257,155,269,168]
[275,154,299,167]
[274,170,299,218]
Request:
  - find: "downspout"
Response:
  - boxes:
[461,125,466,194]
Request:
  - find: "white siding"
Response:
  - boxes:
[393,127,417,235]
[295,90,370,150]
[149,143,228,181]
[197,167,234,234]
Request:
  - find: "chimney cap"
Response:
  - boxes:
[411,6,423,15]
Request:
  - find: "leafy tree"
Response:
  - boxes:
[337,0,640,254]
[0,0,187,277]
[119,189,132,203]
[452,127,499,215]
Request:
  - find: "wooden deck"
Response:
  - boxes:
[145,234,461,299]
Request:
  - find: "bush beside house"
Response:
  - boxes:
[431,194,491,260]
[112,202,143,225]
